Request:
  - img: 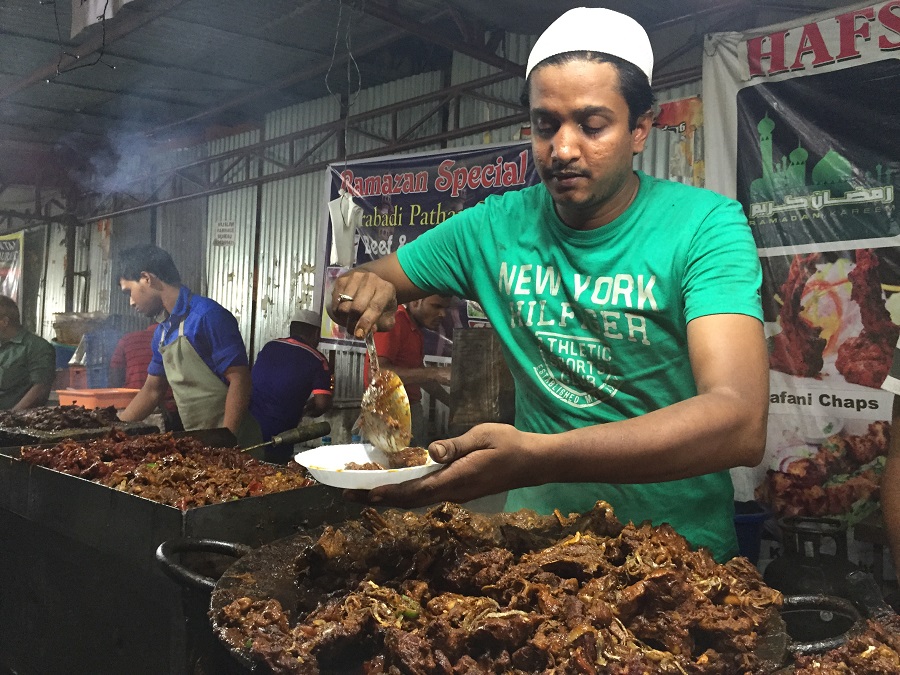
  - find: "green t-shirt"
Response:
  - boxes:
[0,329,56,409]
[397,171,763,561]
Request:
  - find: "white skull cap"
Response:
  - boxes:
[525,7,654,84]
[290,308,321,326]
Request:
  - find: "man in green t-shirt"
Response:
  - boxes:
[327,8,768,561]
[0,295,55,410]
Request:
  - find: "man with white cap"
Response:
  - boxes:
[328,7,767,561]
[249,308,333,461]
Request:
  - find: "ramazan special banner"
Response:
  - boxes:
[704,1,900,522]
[321,143,539,352]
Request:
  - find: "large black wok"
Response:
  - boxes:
[155,512,875,674]
[158,532,320,673]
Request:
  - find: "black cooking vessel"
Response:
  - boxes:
[157,532,869,674]
[158,534,316,672]
[157,539,259,674]
[1,426,363,675]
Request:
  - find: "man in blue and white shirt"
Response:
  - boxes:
[117,244,261,446]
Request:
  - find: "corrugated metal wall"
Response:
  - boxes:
[39,224,69,338]
[329,346,366,402]
[83,219,112,313]
[158,197,208,296]
[0,187,61,335]
[205,131,261,355]
[206,185,257,351]
[256,172,330,351]
[264,96,340,178]
[40,222,91,339]
[449,33,533,148]
[255,97,339,353]
[157,145,211,297]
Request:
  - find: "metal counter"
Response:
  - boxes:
[0,450,363,675]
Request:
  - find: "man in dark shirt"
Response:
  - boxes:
[250,309,333,462]
[0,295,55,410]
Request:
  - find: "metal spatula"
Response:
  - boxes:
[358,331,411,455]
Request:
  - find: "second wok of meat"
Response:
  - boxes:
[214,501,785,674]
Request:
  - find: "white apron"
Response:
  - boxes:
[159,318,261,447]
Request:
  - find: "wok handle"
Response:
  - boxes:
[782,594,863,655]
[846,570,895,619]
[156,537,254,592]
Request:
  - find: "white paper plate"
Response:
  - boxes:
[294,443,443,490]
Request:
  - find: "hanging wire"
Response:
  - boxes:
[42,0,115,80]
[325,0,363,169]
[325,0,366,247]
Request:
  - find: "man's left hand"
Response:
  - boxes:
[344,423,543,508]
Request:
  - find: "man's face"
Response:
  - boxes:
[410,296,451,331]
[0,314,14,340]
[119,274,163,318]
[529,60,651,227]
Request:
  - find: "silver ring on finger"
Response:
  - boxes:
[338,294,354,303]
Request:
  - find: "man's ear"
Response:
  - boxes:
[140,271,155,284]
[631,110,654,154]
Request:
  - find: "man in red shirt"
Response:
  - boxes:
[364,295,452,445]
[109,324,157,389]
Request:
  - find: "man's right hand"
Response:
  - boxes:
[330,268,399,338]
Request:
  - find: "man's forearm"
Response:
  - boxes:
[12,382,52,411]
[540,388,767,486]
[223,367,252,434]
[304,394,332,417]
[119,379,164,422]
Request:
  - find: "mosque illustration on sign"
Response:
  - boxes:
[748,113,895,220]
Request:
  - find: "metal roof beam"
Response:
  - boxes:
[145,21,414,138]
[362,2,524,77]
[77,71,527,221]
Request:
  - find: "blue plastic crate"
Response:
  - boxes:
[83,329,123,367]
[86,364,110,389]
[51,341,77,369]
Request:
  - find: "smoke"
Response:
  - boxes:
[55,129,160,198]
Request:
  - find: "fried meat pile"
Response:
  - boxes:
[19,429,313,509]
[793,614,900,674]
[217,502,784,674]
[346,446,429,470]
[0,404,121,431]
